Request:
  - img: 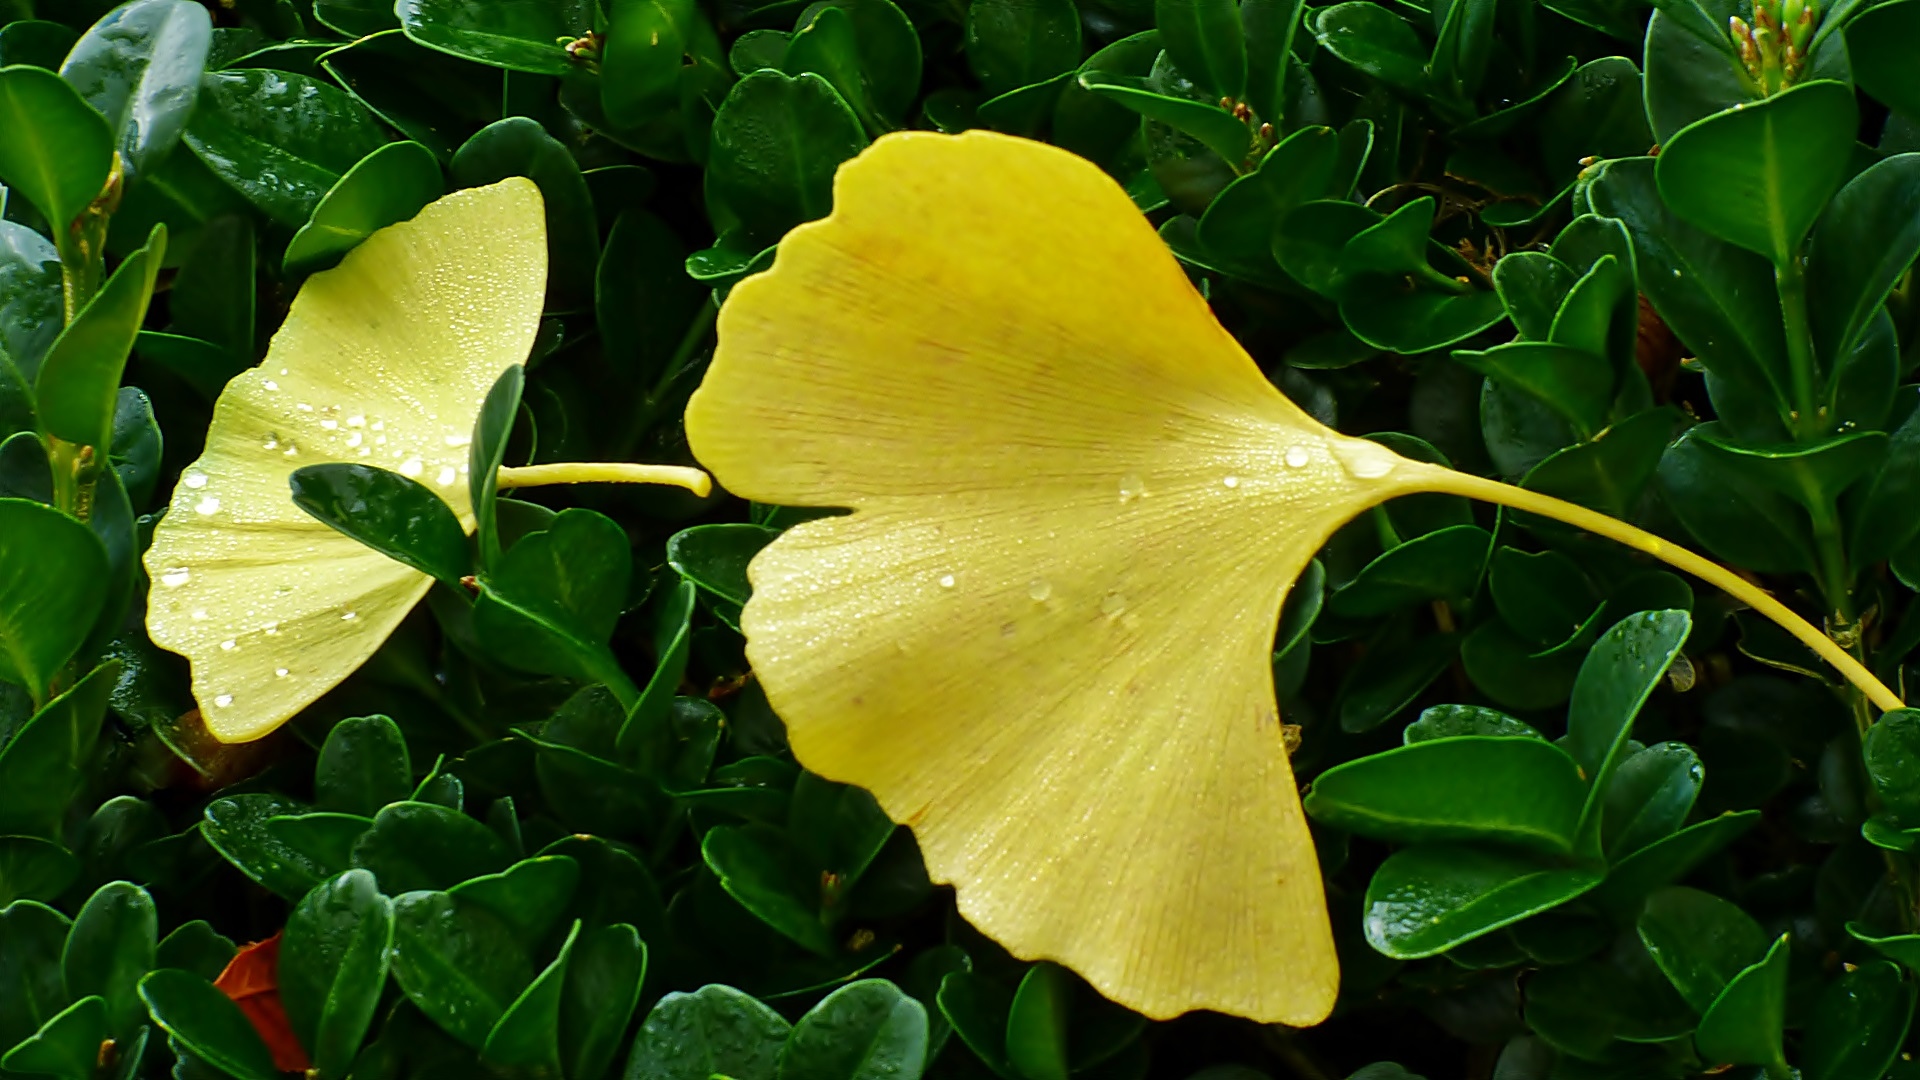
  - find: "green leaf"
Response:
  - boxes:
[0,662,115,837]
[314,714,413,818]
[797,0,920,124]
[1655,80,1857,266]
[1077,71,1252,166]
[0,65,113,234]
[1310,2,1427,96]
[707,70,868,243]
[389,890,536,1050]
[1404,704,1543,743]
[1809,153,1920,371]
[1564,610,1690,839]
[264,813,370,878]
[1327,523,1490,617]
[1692,425,1886,517]
[467,363,521,572]
[0,899,71,1052]
[284,140,444,276]
[62,881,155,1040]
[1194,125,1339,278]
[137,969,279,1080]
[786,7,888,134]
[779,978,929,1080]
[447,855,581,944]
[1694,933,1791,1072]
[1488,548,1596,649]
[34,225,164,451]
[0,22,78,69]
[702,824,836,955]
[1523,949,1695,1058]
[0,837,79,905]
[291,463,471,589]
[280,869,394,1079]
[58,0,213,181]
[1004,964,1070,1080]
[789,771,895,894]
[473,508,636,699]
[1658,427,1814,574]
[1848,0,1920,122]
[482,919,578,1071]
[1273,198,1382,295]
[602,0,708,125]
[155,922,234,983]
[1868,709,1920,825]
[0,994,107,1080]
[183,68,387,227]
[596,209,705,390]
[965,0,1081,99]
[397,0,594,75]
[1428,0,1496,106]
[1602,743,1702,858]
[451,116,600,311]
[1803,960,1915,1080]
[1306,737,1587,855]
[1589,156,1790,406]
[667,523,775,608]
[560,923,646,1080]
[936,970,1012,1074]
[314,0,399,36]
[1363,844,1604,958]
[1157,0,1246,102]
[1452,342,1612,438]
[1340,278,1507,355]
[625,984,791,1080]
[1492,252,1577,342]
[0,218,61,392]
[350,801,512,893]
[201,793,327,900]
[1635,885,1769,1013]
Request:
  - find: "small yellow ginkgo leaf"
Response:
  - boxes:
[687,131,1453,1024]
[144,178,548,744]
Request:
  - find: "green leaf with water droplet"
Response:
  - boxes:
[1362,843,1605,959]
[291,462,472,590]
[624,983,791,1080]
[389,889,537,1050]
[1308,737,1587,855]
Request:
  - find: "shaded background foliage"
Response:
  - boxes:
[6,0,1920,1076]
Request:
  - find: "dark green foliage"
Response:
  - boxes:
[4,0,1920,1076]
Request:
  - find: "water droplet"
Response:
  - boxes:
[1118,473,1144,502]
[213,694,233,708]
[1671,268,1682,278]
[1101,593,1127,616]
[400,458,424,477]
[347,415,366,427]
[296,403,314,413]
[357,447,372,457]
[320,419,339,430]
[182,471,208,489]
[282,444,299,457]
[263,622,280,636]
[262,379,279,391]
[191,609,208,621]
[219,640,236,651]
[371,420,385,431]
[275,668,289,678]
[1222,475,1240,489]
[1028,579,1052,602]
[1331,440,1396,479]
[159,568,189,588]
[1284,445,1311,468]
[194,495,220,515]
[342,611,357,621]
[938,573,956,589]
[436,466,458,486]
[262,436,278,450]
[444,433,471,447]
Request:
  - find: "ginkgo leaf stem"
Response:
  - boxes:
[1412,463,1905,714]
[496,462,712,496]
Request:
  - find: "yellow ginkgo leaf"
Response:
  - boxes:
[144,178,547,743]
[686,130,1905,1025]
[144,178,710,745]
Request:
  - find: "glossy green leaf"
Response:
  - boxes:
[280,868,394,1079]
[1658,427,1814,574]
[397,0,594,75]
[1363,844,1604,958]
[448,855,580,943]
[1307,737,1586,854]
[0,899,71,1052]
[1194,125,1339,277]
[1849,0,1920,121]
[1453,341,1612,438]
[34,224,163,451]
[596,209,704,389]
[1692,425,1886,516]
[468,363,521,571]
[618,583,700,766]
[0,21,76,69]
[350,801,511,893]
[1636,885,1769,1013]
[314,714,412,818]
[0,837,78,905]
[58,0,212,180]
[1003,963,1070,1080]
[1642,11,1754,144]
[1078,71,1252,166]
[625,983,791,1080]
[1404,704,1542,743]
[0,994,107,1080]
[262,813,369,878]
[1655,80,1857,266]
[1157,0,1245,102]
[1602,742,1702,858]
[1866,708,1920,825]
[798,0,920,123]
[965,0,1081,99]
[284,140,444,276]
[314,0,400,36]
[0,65,113,234]
[1694,933,1791,1072]
[1803,960,1914,1080]
[154,922,235,983]
[201,793,327,899]
[0,661,114,839]
[779,978,929,1080]
[451,117,599,311]
[1492,252,1577,342]
[706,70,867,243]
[561,923,646,1080]
[1310,2,1427,95]
[1327,523,1490,617]
[183,68,386,227]
[473,508,636,698]
[1809,152,1920,372]
[137,969,278,1080]
[388,889,535,1050]
[602,0,700,125]
[702,823,835,955]
[1565,609,1690,850]
[482,919,578,1071]
[63,880,155,1039]
[1428,0,1495,106]
[667,522,776,607]
[291,462,470,589]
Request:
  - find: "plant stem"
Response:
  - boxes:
[1411,463,1905,713]
[496,461,711,495]
[1776,252,1823,440]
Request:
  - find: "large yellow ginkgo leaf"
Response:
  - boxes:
[144,178,547,744]
[687,131,1444,1024]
